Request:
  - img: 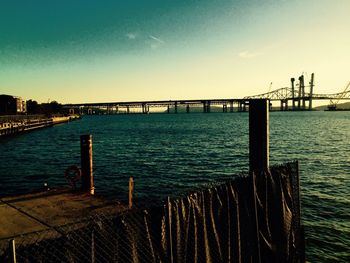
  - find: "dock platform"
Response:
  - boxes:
[0,188,127,241]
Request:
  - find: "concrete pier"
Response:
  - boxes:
[0,189,127,242]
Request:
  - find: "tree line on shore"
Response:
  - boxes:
[26,100,67,115]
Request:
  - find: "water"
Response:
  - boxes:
[0,111,349,262]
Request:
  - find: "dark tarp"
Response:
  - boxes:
[111,162,302,263]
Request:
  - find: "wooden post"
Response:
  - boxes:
[249,99,269,172]
[80,135,94,194]
[128,177,134,209]
[9,239,16,263]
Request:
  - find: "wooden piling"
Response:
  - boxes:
[80,135,94,194]
[249,99,269,172]
[128,176,134,209]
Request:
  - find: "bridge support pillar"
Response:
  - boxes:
[126,106,130,114]
[88,108,93,115]
[223,103,227,113]
[298,75,303,110]
[167,105,170,114]
[309,73,314,110]
[186,105,190,113]
[230,101,234,112]
[291,78,296,110]
[203,101,211,113]
[308,99,312,111]
[142,104,149,114]
[238,101,247,112]
[174,102,178,114]
[240,101,247,112]
[280,100,288,111]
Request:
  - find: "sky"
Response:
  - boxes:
[0,0,349,103]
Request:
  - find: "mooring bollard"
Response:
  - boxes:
[80,134,94,194]
[128,176,134,209]
[249,99,269,172]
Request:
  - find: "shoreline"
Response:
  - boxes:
[0,115,81,137]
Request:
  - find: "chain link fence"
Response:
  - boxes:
[0,162,303,262]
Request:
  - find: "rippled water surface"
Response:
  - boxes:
[0,111,349,261]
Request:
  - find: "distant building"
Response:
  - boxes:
[0,95,27,115]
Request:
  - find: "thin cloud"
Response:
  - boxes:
[238,50,263,58]
[147,35,165,50]
[149,35,164,44]
[126,33,137,40]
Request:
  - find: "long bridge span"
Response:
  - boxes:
[65,74,350,114]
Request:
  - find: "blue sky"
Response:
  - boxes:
[1,0,349,103]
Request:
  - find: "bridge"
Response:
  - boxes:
[65,73,350,114]
[245,74,350,110]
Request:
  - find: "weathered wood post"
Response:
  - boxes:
[128,176,134,209]
[9,239,16,263]
[80,134,94,194]
[249,99,269,263]
[249,99,269,171]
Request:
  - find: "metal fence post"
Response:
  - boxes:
[9,239,16,263]
[129,177,134,209]
[80,134,94,194]
[249,99,269,172]
[91,230,95,263]
[294,161,305,262]
[167,196,173,263]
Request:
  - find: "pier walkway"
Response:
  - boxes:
[0,115,80,137]
[0,189,126,242]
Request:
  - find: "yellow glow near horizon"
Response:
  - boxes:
[0,0,349,104]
